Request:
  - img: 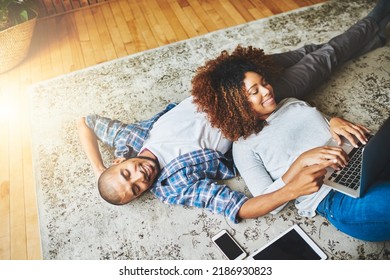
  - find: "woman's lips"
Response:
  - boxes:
[262,97,275,106]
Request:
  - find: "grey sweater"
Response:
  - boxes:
[233,98,332,217]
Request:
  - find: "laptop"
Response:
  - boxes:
[323,116,390,198]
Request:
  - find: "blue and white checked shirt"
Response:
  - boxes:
[86,104,248,223]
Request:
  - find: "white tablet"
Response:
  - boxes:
[248,224,327,260]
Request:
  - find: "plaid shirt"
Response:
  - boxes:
[86,104,248,223]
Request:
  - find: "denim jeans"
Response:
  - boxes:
[317,177,390,242]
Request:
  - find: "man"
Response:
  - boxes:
[77,0,389,223]
[78,98,247,223]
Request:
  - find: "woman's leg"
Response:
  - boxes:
[272,17,383,101]
[317,180,390,242]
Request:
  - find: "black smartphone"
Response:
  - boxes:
[212,230,247,260]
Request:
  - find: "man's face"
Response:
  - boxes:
[107,156,160,204]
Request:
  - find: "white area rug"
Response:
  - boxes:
[29,0,390,259]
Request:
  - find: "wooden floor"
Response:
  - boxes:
[0,0,326,260]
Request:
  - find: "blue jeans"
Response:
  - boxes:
[317,174,390,242]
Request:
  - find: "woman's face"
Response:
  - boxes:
[243,71,277,120]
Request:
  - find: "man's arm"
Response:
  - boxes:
[152,175,248,224]
[77,117,107,180]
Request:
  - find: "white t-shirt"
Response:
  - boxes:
[233,98,332,217]
[142,96,232,168]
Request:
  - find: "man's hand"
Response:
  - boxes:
[93,166,107,181]
[77,117,107,181]
[329,117,370,148]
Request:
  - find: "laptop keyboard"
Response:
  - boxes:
[327,135,373,190]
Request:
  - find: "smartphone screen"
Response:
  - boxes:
[212,230,246,260]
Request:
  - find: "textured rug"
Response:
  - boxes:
[29,0,390,260]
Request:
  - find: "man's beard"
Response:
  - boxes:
[136,155,161,175]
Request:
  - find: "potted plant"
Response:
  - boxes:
[0,0,38,73]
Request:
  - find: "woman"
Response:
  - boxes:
[191,1,390,241]
[233,71,389,242]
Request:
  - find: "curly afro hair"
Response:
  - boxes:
[191,45,280,142]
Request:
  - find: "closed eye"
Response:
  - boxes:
[121,169,130,180]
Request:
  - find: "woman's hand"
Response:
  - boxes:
[329,117,370,148]
[297,146,348,168]
[238,161,333,219]
[282,146,348,184]
[284,160,334,198]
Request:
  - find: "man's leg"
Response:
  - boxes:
[328,17,384,64]
[368,0,390,43]
[270,43,324,68]
[272,17,383,101]
[271,0,390,70]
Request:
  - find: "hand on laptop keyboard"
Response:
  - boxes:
[329,117,371,148]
